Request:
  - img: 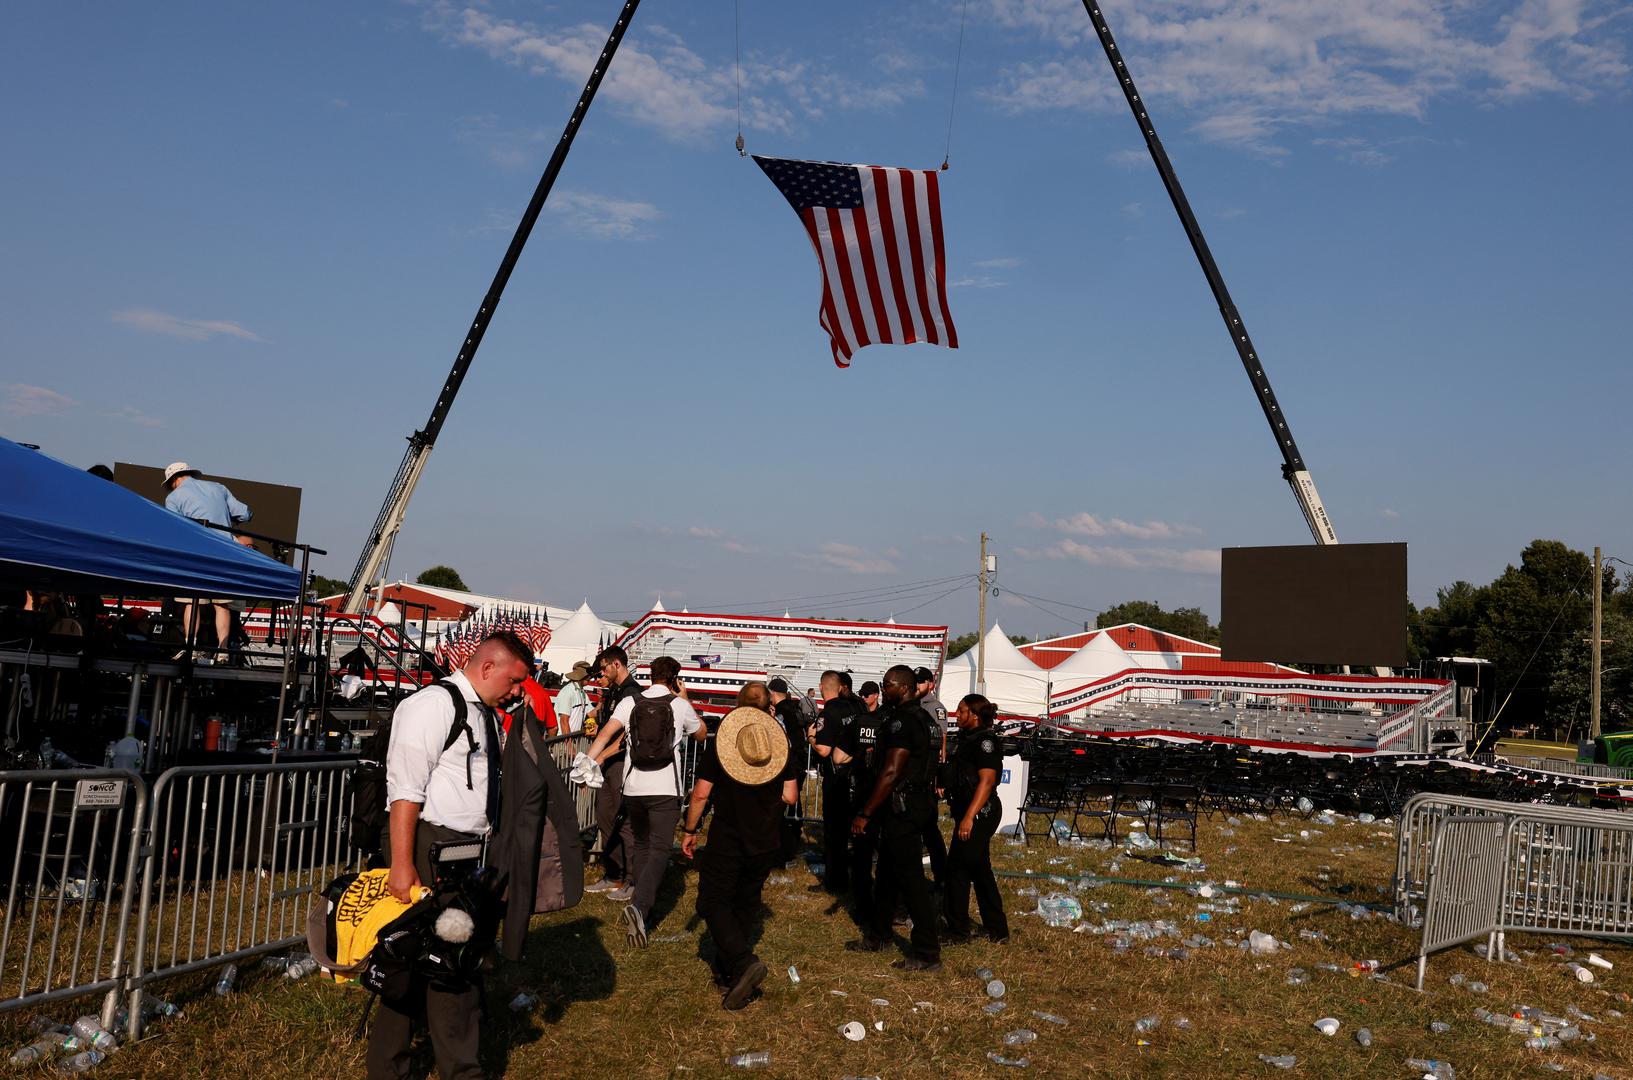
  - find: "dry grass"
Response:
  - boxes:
[5,811,1633,1079]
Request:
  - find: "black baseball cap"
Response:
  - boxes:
[859,681,880,697]
[912,666,935,684]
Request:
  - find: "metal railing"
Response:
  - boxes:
[1475,752,1633,782]
[1403,793,1633,986]
[125,761,359,1036]
[1414,814,1507,989]
[0,770,147,1031]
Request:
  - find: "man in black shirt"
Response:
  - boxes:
[810,670,864,895]
[913,666,950,888]
[681,685,800,1009]
[767,678,808,863]
[845,664,941,971]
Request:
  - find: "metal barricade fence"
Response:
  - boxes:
[1393,793,1619,924]
[1415,814,1508,989]
[1500,811,1633,946]
[125,761,359,1036]
[0,770,147,1030]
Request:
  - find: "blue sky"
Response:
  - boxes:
[3,0,1629,636]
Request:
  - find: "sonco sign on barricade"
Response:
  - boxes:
[0,769,147,1031]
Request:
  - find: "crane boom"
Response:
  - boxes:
[343,0,645,613]
[1078,1,1338,546]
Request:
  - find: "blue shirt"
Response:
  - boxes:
[164,478,251,528]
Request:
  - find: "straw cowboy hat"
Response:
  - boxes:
[715,707,789,786]
[565,661,592,683]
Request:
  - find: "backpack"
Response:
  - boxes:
[626,692,678,772]
[350,681,477,858]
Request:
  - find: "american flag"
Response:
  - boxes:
[754,155,958,368]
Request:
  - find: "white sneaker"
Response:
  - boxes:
[584,878,621,894]
[608,885,635,903]
[622,903,648,948]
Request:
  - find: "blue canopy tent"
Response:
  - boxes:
[0,438,301,601]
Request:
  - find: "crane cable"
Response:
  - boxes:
[733,0,745,156]
[942,0,970,170]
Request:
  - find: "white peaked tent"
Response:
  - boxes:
[938,624,1051,716]
[541,600,607,672]
[1051,632,1134,684]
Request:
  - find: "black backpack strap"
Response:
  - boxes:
[435,680,477,790]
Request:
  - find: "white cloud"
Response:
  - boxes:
[1381,507,1402,519]
[1052,511,1203,539]
[688,525,724,539]
[426,5,922,144]
[721,540,760,555]
[1121,201,1145,219]
[950,275,1009,289]
[1314,136,1393,166]
[108,404,163,428]
[1107,148,1150,169]
[974,256,1024,269]
[1019,538,1222,574]
[112,308,263,343]
[983,0,1630,153]
[2,384,77,417]
[795,542,899,575]
[1019,511,1050,529]
[547,191,661,241]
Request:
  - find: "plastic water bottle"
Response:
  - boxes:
[1355,1027,1373,1047]
[787,966,800,984]
[1258,1055,1297,1069]
[1038,894,1083,927]
[986,1052,1031,1068]
[1524,1036,1559,1050]
[285,955,319,979]
[1134,1015,1160,1033]
[10,1039,60,1065]
[70,1016,116,1051]
[975,967,995,981]
[215,963,238,997]
[1428,1020,1451,1034]
[726,1050,770,1068]
[509,992,539,1012]
[1405,1059,1457,1079]
[57,1050,106,1074]
[1004,1029,1038,1046]
[1031,1011,1069,1027]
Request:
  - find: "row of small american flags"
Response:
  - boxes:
[434,605,552,669]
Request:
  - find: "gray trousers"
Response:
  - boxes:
[366,820,483,1080]
[623,793,681,918]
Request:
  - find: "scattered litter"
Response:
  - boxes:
[214,963,238,997]
[1134,1015,1160,1034]
[830,990,848,997]
[986,1053,1031,1068]
[1031,1011,1069,1027]
[508,992,539,1012]
[839,1022,866,1042]
[1257,1054,1297,1069]
[986,979,1007,999]
[1429,1020,1451,1034]
[651,934,688,943]
[57,1050,106,1074]
[1038,893,1084,927]
[873,1021,885,1032]
[1565,962,1595,984]
[727,1050,771,1068]
[1285,968,1310,986]
[1354,1027,1372,1047]
[1313,1017,1340,1036]
[1405,1057,1457,1079]
[914,1002,933,1011]
[1126,832,1157,851]
[787,966,800,984]
[1587,953,1613,971]
[69,1017,116,1052]
[1248,930,1280,956]
[869,998,890,1007]
[984,1001,1009,1015]
[1004,1029,1038,1046]
[1173,1017,1192,1031]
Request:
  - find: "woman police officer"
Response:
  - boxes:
[940,693,1010,944]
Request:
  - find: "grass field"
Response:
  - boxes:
[5,810,1632,1079]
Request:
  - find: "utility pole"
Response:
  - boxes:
[977,533,990,695]
[1592,545,1603,741]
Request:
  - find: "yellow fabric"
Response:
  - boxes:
[331,869,429,982]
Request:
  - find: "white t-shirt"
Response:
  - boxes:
[613,686,702,798]
[555,680,590,733]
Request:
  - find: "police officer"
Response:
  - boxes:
[846,665,940,971]
[810,670,864,895]
[942,692,1010,944]
[913,666,949,888]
